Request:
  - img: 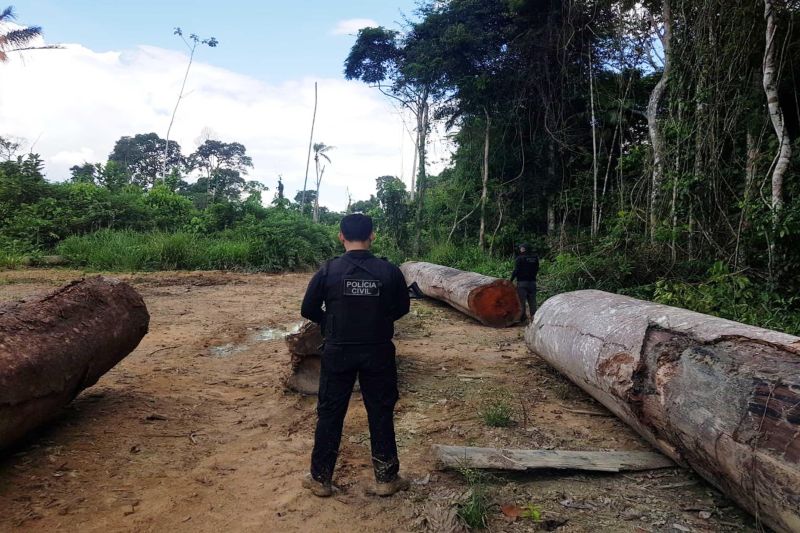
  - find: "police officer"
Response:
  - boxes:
[300,213,411,498]
[510,243,539,322]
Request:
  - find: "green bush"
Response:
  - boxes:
[56,210,338,273]
[424,243,513,278]
[654,261,800,335]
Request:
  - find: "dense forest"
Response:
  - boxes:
[1,0,799,332]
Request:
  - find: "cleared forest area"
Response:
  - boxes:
[0,270,758,532]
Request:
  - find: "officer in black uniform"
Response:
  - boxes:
[300,213,411,498]
[510,243,539,321]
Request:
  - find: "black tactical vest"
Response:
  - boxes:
[321,252,395,345]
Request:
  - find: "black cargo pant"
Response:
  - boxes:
[310,342,399,484]
[516,281,537,318]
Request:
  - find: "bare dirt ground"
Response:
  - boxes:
[0,270,759,532]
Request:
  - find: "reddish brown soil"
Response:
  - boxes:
[0,270,757,532]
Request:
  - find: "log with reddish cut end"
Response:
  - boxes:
[400,261,522,327]
[0,277,149,450]
[526,289,800,533]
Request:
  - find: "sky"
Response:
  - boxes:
[0,1,454,210]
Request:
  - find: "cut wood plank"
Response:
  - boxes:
[400,261,521,327]
[432,445,674,473]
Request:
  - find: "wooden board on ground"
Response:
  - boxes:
[432,445,674,473]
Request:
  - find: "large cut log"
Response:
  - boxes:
[432,445,674,473]
[526,290,800,533]
[400,261,521,327]
[0,277,149,450]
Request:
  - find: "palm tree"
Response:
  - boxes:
[312,142,334,223]
[0,7,45,62]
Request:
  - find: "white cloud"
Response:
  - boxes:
[330,18,379,36]
[0,42,453,211]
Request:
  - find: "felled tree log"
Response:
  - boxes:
[400,261,521,327]
[0,277,149,450]
[526,290,800,533]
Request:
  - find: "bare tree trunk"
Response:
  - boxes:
[410,127,419,200]
[647,0,672,242]
[448,190,467,243]
[413,88,430,257]
[489,194,505,256]
[313,165,323,224]
[479,109,491,249]
[736,130,760,267]
[547,195,556,235]
[763,0,791,214]
[163,44,197,182]
[301,82,318,214]
[589,48,599,239]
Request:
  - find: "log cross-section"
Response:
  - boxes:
[0,276,149,450]
[400,261,521,327]
[526,290,800,533]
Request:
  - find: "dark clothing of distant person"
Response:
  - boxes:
[301,250,410,484]
[511,252,539,318]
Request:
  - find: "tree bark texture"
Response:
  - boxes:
[400,262,521,328]
[525,290,800,533]
[647,0,672,241]
[763,0,791,213]
[479,109,490,249]
[413,88,430,256]
[0,277,149,450]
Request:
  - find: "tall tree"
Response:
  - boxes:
[163,28,218,179]
[646,0,673,242]
[762,0,792,214]
[188,139,253,204]
[345,24,444,254]
[108,133,182,188]
[301,82,318,214]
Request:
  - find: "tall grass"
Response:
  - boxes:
[0,252,25,269]
[57,227,337,272]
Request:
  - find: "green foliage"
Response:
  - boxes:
[56,209,337,272]
[144,185,195,230]
[425,243,513,278]
[654,262,800,335]
[458,488,490,529]
[108,132,182,188]
[456,468,490,530]
[480,398,514,428]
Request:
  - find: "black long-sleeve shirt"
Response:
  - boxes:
[511,253,539,282]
